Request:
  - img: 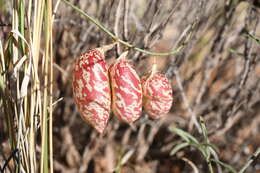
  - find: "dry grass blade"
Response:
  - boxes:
[0,0,55,172]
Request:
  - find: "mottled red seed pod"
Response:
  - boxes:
[109,52,142,123]
[72,44,114,133]
[142,67,173,119]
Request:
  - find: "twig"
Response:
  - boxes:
[123,0,129,40]
[1,149,19,172]
[239,6,258,89]
[0,24,12,27]
[114,0,124,55]
[61,0,184,56]
[174,69,201,133]
[143,0,181,48]
[211,107,244,139]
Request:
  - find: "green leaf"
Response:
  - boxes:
[169,126,199,144]
[202,142,219,152]
[227,48,243,56]
[246,33,260,44]
[211,159,237,173]
[190,143,208,158]
[170,142,190,156]
[199,117,209,143]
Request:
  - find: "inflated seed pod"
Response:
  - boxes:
[72,44,114,133]
[142,65,173,119]
[109,51,142,123]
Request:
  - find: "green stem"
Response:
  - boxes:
[211,159,236,173]
[239,147,260,173]
[208,161,214,173]
[61,0,184,56]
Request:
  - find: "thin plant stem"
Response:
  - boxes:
[208,162,214,173]
[61,0,184,56]
[200,117,214,173]
[239,147,260,173]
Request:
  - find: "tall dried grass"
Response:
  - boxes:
[0,0,58,172]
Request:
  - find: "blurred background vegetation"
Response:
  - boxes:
[0,0,259,172]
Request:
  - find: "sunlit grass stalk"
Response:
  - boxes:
[40,0,54,172]
[49,0,56,172]
[12,1,21,172]
[29,0,45,171]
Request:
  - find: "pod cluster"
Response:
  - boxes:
[72,45,173,133]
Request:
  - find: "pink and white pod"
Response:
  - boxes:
[142,69,173,119]
[72,45,113,133]
[109,52,142,124]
